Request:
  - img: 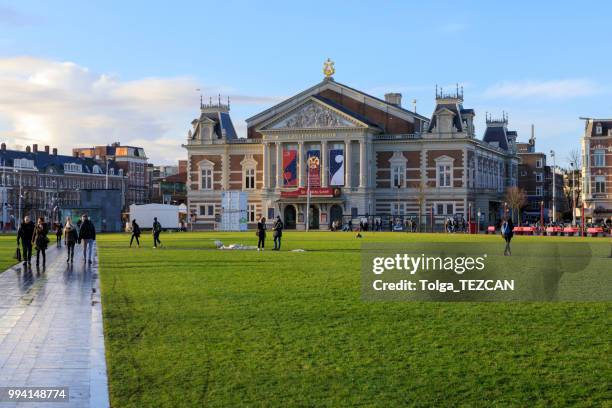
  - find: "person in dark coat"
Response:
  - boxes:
[78,214,96,264]
[63,217,78,263]
[272,216,283,251]
[257,216,266,251]
[152,217,162,248]
[501,217,514,256]
[130,219,141,247]
[55,222,63,248]
[32,217,49,268]
[17,215,35,266]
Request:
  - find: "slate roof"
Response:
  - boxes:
[590,120,612,136]
[0,149,121,175]
[483,126,509,151]
[427,103,464,132]
[197,111,238,140]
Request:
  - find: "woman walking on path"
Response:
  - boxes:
[130,219,141,247]
[55,221,63,248]
[273,216,283,251]
[32,217,49,268]
[501,217,514,256]
[63,218,78,263]
[257,216,267,251]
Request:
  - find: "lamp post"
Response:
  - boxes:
[468,202,472,234]
[477,209,481,233]
[570,162,576,226]
[14,169,22,228]
[550,150,556,223]
[540,200,544,234]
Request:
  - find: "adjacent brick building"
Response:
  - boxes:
[581,118,612,221]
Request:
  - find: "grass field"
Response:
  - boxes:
[0,234,18,272]
[97,232,611,407]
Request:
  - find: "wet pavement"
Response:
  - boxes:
[0,242,109,407]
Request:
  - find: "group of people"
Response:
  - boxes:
[127,217,163,248]
[445,216,467,233]
[255,216,284,251]
[16,213,97,268]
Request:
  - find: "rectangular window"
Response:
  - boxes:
[536,159,543,168]
[247,203,256,222]
[199,204,215,217]
[536,173,543,182]
[593,149,605,167]
[435,202,455,215]
[536,186,543,196]
[391,166,404,188]
[437,165,451,187]
[244,168,255,190]
[391,202,405,215]
[201,168,213,190]
[594,176,606,193]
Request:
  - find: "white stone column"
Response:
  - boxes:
[275,142,282,188]
[262,142,269,189]
[359,138,367,188]
[298,141,305,188]
[321,140,328,187]
[345,140,352,188]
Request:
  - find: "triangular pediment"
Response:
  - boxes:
[260,98,367,131]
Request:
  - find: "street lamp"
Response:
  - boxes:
[550,150,556,223]
[13,169,22,228]
[570,162,576,226]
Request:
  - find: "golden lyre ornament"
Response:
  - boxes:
[323,58,335,78]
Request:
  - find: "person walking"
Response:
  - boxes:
[63,217,77,263]
[130,219,141,247]
[17,215,35,266]
[501,217,514,256]
[78,214,96,264]
[257,216,266,251]
[32,217,49,268]
[152,217,162,248]
[272,216,283,251]
[55,221,63,248]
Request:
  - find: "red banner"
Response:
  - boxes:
[282,149,297,187]
[280,187,336,198]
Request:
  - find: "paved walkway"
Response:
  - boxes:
[0,242,109,408]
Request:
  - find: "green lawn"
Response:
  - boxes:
[0,233,19,272]
[97,232,612,407]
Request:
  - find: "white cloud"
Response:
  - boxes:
[0,57,282,164]
[483,79,599,99]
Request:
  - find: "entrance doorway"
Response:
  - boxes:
[284,205,296,229]
[329,204,343,228]
[308,205,320,230]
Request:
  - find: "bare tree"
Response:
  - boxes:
[505,186,527,224]
[566,148,581,170]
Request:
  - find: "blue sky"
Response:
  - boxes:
[1,0,611,165]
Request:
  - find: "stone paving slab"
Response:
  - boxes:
[0,242,109,408]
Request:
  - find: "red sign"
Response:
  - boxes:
[280,187,336,198]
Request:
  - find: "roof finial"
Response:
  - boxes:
[323,58,335,79]
[227,96,230,109]
[218,94,221,105]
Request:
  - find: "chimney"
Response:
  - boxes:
[1,143,5,151]
[52,148,57,156]
[384,93,402,107]
[44,145,50,154]
[32,144,38,153]
[26,146,31,153]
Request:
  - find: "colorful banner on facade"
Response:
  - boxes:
[282,149,298,187]
[329,149,344,186]
[307,150,321,187]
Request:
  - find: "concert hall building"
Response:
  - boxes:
[183,66,519,230]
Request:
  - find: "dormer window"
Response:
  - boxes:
[64,163,83,173]
[14,158,34,169]
[595,123,603,135]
